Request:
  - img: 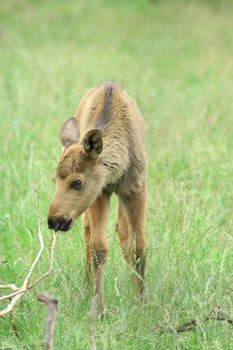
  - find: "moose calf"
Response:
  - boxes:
[48,81,147,314]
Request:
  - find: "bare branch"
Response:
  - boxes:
[0,284,18,291]
[22,187,44,289]
[37,293,59,350]
[32,231,57,288]
[0,188,57,317]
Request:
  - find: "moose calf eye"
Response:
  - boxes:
[72,179,82,190]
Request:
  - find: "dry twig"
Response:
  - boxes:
[37,293,59,350]
[0,284,17,291]
[0,188,57,317]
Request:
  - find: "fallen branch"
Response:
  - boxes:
[37,293,59,350]
[29,230,57,289]
[0,284,18,291]
[158,305,233,334]
[0,188,57,317]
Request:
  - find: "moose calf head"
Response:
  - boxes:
[48,117,105,232]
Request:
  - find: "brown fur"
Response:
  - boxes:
[48,81,147,313]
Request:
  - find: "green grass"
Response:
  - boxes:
[1,0,233,348]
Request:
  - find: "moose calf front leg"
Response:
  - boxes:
[91,248,107,317]
[89,193,110,317]
[82,211,92,292]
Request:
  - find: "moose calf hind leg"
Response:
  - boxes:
[119,189,147,299]
[115,204,133,265]
[134,245,146,299]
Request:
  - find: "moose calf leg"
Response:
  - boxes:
[120,188,147,298]
[82,211,92,291]
[116,202,132,264]
[89,193,110,316]
[91,249,107,317]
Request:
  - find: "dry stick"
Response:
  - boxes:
[0,284,18,292]
[159,305,233,334]
[0,188,44,316]
[0,188,57,317]
[37,293,59,350]
[29,231,57,289]
[0,231,57,303]
[89,295,98,350]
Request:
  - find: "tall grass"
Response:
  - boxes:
[1,1,233,349]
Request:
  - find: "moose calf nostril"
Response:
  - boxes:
[48,218,54,229]
[48,216,72,232]
[48,218,61,231]
[60,217,72,231]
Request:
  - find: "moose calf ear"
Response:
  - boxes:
[59,117,79,148]
[82,129,103,158]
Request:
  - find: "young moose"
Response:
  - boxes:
[48,81,147,314]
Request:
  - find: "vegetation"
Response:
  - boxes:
[1,0,233,348]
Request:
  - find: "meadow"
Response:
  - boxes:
[1,0,233,349]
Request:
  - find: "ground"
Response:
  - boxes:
[1,0,233,349]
